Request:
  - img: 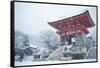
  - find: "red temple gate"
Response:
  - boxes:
[48,10,95,45]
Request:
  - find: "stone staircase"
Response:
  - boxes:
[47,46,65,60]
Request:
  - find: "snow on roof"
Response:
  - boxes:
[71,37,77,42]
[87,34,92,37]
[29,44,47,51]
[48,9,88,22]
[29,44,38,48]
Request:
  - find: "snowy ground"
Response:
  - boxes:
[15,56,96,66]
[15,47,97,66]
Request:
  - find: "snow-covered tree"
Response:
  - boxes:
[15,31,33,61]
[40,30,60,51]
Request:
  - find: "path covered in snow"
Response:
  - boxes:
[85,47,96,59]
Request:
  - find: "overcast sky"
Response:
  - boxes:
[15,2,97,41]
